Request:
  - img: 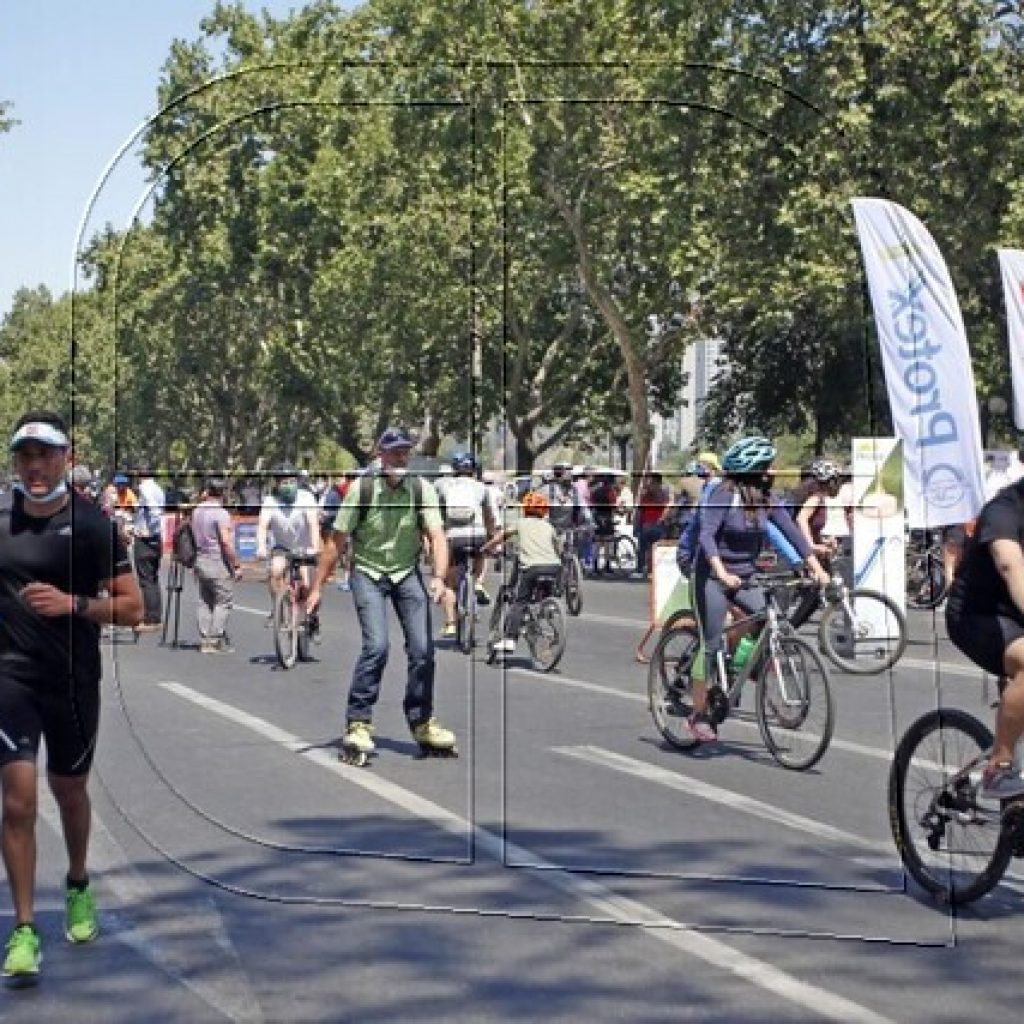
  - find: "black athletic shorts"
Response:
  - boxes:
[448,532,487,565]
[0,675,100,776]
[946,601,1024,679]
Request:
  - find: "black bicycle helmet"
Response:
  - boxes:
[451,451,477,475]
[721,436,776,475]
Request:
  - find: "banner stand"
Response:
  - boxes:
[635,541,691,662]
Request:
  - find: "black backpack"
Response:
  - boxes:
[172,519,198,568]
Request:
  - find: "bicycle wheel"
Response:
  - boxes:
[272,589,298,669]
[296,613,313,662]
[524,597,566,672]
[756,635,833,770]
[456,571,474,654]
[906,551,947,610]
[647,623,701,751]
[889,708,1011,905]
[564,553,583,616]
[611,534,638,578]
[818,588,907,675]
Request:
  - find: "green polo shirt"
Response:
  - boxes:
[333,475,443,582]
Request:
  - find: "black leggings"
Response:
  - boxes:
[694,566,766,679]
[506,564,561,639]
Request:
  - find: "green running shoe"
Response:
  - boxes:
[3,925,41,982]
[65,883,99,943]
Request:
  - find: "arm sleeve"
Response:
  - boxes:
[768,499,812,559]
[698,489,731,561]
[765,519,804,567]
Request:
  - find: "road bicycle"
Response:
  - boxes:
[452,545,479,655]
[905,528,949,610]
[272,551,319,669]
[555,527,584,616]
[486,567,567,672]
[889,705,1024,904]
[648,574,834,770]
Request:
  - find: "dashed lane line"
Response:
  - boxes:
[159,681,895,1024]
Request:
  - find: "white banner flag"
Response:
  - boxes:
[998,248,1024,431]
[851,197,985,529]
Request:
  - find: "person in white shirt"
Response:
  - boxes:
[256,463,321,613]
[133,468,166,631]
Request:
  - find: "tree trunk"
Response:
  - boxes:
[514,432,535,475]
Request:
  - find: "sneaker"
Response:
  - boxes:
[687,713,718,743]
[474,584,491,606]
[336,580,351,592]
[214,636,235,654]
[441,622,457,639]
[3,925,40,981]
[199,638,218,654]
[342,721,375,756]
[65,881,99,943]
[493,638,515,653]
[980,761,1024,801]
[411,717,457,752]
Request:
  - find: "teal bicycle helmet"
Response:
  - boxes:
[722,436,776,475]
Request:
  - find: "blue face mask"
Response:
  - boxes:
[14,479,68,505]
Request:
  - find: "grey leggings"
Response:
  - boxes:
[694,565,766,680]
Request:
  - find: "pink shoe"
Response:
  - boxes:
[687,714,718,743]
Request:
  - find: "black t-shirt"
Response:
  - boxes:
[950,482,1024,619]
[0,491,131,686]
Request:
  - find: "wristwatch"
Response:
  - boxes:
[73,594,91,617]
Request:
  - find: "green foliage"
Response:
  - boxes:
[2,2,1022,473]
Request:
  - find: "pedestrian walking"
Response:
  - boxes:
[132,466,165,632]
[191,478,243,654]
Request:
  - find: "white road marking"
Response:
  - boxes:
[553,744,884,854]
[161,681,896,1024]
[38,791,264,1023]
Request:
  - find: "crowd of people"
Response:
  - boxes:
[7,411,1024,984]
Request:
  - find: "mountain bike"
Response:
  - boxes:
[273,552,319,669]
[889,706,1024,904]
[647,574,834,770]
[905,528,948,610]
[486,568,566,672]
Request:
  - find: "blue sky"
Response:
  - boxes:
[0,1,325,317]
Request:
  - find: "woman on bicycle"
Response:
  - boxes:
[480,491,561,653]
[689,436,830,742]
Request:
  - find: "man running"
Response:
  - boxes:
[0,411,142,983]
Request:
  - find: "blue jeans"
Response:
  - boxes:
[347,568,435,728]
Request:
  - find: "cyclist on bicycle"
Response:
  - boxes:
[481,491,561,653]
[786,457,844,631]
[435,452,497,638]
[538,462,590,568]
[689,436,830,742]
[946,481,1024,798]
[256,463,321,621]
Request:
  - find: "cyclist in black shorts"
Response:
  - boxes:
[946,482,1024,799]
[0,410,142,983]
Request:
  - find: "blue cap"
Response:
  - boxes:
[377,428,414,451]
[113,473,129,485]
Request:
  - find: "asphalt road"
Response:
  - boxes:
[2,566,1019,1022]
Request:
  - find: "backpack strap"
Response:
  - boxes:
[351,474,427,536]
